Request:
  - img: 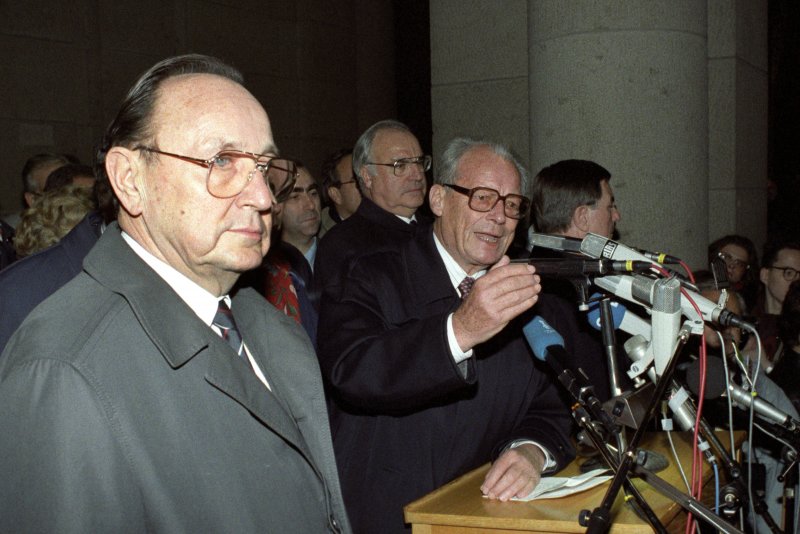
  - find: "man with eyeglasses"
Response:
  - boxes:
[317,138,573,534]
[750,240,800,366]
[527,159,628,403]
[0,55,350,533]
[314,119,431,301]
[319,148,361,238]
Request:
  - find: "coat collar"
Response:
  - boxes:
[355,197,421,233]
[82,224,318,462]
[402,227,461,311]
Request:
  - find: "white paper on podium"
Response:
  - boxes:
[512,468,613,501]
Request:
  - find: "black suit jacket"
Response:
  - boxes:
[314,197,429,301]
[0,211,102,353]
[317,228,574,534]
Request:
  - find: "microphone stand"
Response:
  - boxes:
[599,297,626,458]
[779,447,798,533]
[695,414,784,533]
[598,297,671,474]
[548,365,667,532]
[583,326,745,534]
[570,404,667,533]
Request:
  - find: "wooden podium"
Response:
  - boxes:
[405,431,742,533]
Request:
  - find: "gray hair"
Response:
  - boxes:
[22,153,75,194]
[352,119,412,188]
[436,138,530,198]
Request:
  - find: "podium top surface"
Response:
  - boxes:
[405,431,743,534]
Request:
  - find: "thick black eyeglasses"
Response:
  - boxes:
[769,265,800,282]
[135,147,298,202]
[366,155,432,177]
[443,184,530,220]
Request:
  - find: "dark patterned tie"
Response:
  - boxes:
[458,276,475,299]
[213,300,244,357]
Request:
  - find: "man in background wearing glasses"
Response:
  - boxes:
[527,159,628,404]
[317,138,573,534]
[750,240,800,366]
[0,55,350,533]
[314,119,431,302]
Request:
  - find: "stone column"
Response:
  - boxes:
[529,1,709,266]
[707,1,768,253]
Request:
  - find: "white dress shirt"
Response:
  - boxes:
[432,232,555,471]
[121,232,271,389]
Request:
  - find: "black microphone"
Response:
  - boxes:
[527,258,653,277]
[685,357,800,432]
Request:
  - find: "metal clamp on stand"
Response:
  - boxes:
[582,325,745,534]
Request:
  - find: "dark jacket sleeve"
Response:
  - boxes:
[484,315,576,470]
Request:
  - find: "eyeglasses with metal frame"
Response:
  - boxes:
[443,183,531,220]
[366,155,432,177]
[769,265,800,282]
[717,251,749,271]
[134,147,299,202]
[334,177,358,188]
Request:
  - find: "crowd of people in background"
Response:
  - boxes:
[0,53,798,533]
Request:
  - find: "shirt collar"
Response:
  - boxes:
[304,237,318,272]
[432,232,487,290]
[395,213,417,224]
[121,231,226,327]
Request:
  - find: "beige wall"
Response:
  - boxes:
[430,0,768,269]
[0,0,397,216]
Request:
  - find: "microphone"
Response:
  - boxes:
[665,385,717,463]
[650,277,682,376]
[635,249,683,265]
[685,357,800,432]
[593,273,754,331]
[528,258,653,277]
[581,233,655,263]
[586,297,651,341]
[523,316,614,428]
[529,233,584,254]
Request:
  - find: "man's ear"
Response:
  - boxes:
[571,205,590,233]
[429,184,445,217]
[760,266,770,286]
[105,147,145,217]
[327,185,342,205]
[358,167,373,192]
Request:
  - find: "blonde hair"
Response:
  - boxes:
[14,184,95,257]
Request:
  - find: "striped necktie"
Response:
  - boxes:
[213,300,244,357]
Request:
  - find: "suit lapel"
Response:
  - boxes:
[204,343,314,461]
[83,225,316,462]
[234,290,340,480]
[405,229,460,314]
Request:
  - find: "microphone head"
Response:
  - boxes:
[586,294,627,331]
[522,316,565,361]
[685,357,728,399]
[529,233,584,253]
[580,233,609,259]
